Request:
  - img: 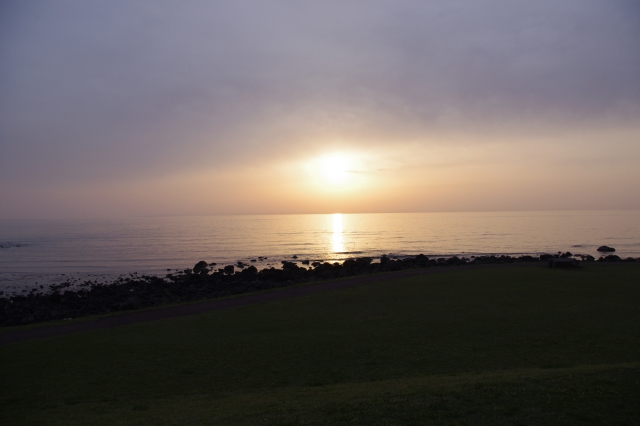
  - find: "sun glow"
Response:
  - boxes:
[316,154,355,186]
[300,151,372,195]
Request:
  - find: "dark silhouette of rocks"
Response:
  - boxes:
[600,254,621,261]
[578,254,596,261]
[193,261,208,273]
[549,258,578,268]
[1,252,638,326]
[597,246,616,252]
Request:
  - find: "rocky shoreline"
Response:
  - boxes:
[1,252,638,327]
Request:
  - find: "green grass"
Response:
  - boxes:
[1,264,639,425]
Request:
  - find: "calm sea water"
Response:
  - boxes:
[1,211,639,294]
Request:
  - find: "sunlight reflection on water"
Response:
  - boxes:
[331,213,344,253]
[0,210,639,290]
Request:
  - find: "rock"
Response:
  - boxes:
[342,259,357,268]
[601,254,621,262]
[241,266,258,276]
[549,258,579,268]
[292,255,298,259]
[356,257,373,267]
[597,246,616,252]
[193,260,209,273]
[223,265,235,274]
[120,296,143,310]
[281,261,299,270]
[301,260,310,265]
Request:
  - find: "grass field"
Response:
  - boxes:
[1,264,639,425]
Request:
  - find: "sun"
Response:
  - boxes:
[302,152,366,192]
[316,154,354,186]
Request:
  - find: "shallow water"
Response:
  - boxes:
[1,210,639,294]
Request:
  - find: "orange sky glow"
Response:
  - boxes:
[1,1,639,218]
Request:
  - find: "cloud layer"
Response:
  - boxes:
[1,1,639,217]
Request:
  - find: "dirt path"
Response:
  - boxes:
[0,264,527,346]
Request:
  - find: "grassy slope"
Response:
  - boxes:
[1,265,639,425]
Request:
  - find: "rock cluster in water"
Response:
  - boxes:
[1,252,638,326]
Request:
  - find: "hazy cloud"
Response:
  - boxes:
[1,1,639,216]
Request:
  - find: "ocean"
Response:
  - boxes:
[1,210,639,295]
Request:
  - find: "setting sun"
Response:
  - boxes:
[3,2,640,424]
[316,154,354,185]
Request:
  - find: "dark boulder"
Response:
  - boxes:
[223,265,235,274]
[120,296,143,310]
[413,254,428,266]
[600,254,621,262]
[549,258,579,268]
[342,259,357,269]
[193,261,209,273]
[241,266,258,277]
[356,257,373,267]
[597,246,616,252]
[281,261,299,271]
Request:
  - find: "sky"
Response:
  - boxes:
[1,0,639,219]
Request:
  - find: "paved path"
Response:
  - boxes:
[0,264,523,346]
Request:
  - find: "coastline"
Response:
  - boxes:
[0,263,514,345]
[1,252,638,330]
[3,210,640,293]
